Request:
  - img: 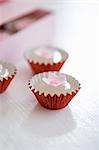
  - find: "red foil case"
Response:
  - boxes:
[0,61,17,93]
[28,72,81,110]
[27,60,65,74]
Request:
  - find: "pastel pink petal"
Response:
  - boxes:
[42,78,50,85]
[49,80,61,86]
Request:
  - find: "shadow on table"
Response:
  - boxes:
[25,104,77,137]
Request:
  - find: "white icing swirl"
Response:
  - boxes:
[29,72,80,96]
[25,46,69,65]
[0,64,9,78]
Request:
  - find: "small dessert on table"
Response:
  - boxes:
[0,61,17,93]
[25,46,69,74]
[28,71,81,110]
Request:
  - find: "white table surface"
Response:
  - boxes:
[0,0,98,150]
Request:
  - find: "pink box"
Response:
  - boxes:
[0,2,55,64]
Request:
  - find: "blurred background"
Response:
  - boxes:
[0,0,98,150]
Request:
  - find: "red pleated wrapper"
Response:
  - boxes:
[0,74,16,93]
[30,87,80,110]
[0,62,17,93]
[28,60,65,74]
